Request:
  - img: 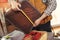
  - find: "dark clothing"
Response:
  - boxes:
[32,21,51,32]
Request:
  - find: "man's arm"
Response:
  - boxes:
[33,0,57,27]
[44,0,57,16]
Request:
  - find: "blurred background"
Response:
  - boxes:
[51,0,60,26]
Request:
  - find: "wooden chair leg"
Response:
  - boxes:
[0,23,4,37]
[0,8,7,36]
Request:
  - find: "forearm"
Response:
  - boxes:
[44,0,57,16]
[38,13,47,21]
[38,0,57,20]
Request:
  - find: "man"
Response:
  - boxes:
[10,0,57,32]
[29,0,57,32]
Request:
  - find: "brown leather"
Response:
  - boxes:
[29,0,52,24]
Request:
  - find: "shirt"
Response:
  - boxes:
[43,0,57,16]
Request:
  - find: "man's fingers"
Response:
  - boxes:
[18,3,21,7]
[33,24,36,27]
[33,23,37,27]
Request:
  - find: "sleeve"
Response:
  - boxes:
[44,0,57,16]
[18,0,24,2]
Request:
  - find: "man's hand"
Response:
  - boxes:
[33,18,41,27]
[10,1,21,11]
[33,13,48,27]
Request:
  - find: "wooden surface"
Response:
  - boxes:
[0,3,10,9]
[29,0,46,13]
[0,21,4,37]
[0,0,8,3]
[7,25,18,33]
